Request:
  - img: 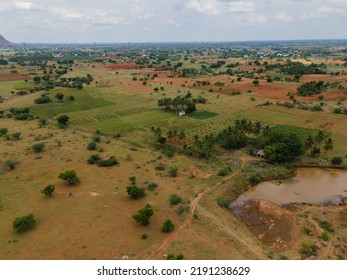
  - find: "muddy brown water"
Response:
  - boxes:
[231,168,347,206]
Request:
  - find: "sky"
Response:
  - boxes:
[1,0,347,43]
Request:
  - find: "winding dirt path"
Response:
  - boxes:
[146,159,246,260]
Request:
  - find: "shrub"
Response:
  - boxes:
[34,95,51,104]
[12,132,21,140]
[141,233,148,240]
[56,114,69,128]
[168,167,178,177]
[32,143,45,153]
[321,231,330,241]
[4,158,20,170]
[87,141,97,150]
[300,241,318,257]
[58,170,79,185]
[96,156,119,167]
[147,182,158,191]
[318,220,334,233]
[0,128,8,136]
[169,194,182,205]
[217,198,230,208]
[161,219,175,233]
[249,173,260,186]
[126,185,146,199]
[87,154,101,164]
[331,157,343,165]
[41,184,55,197]
[13,214,37,233]
[129,176,136,185]
[217,167,231,176]
[132,204,154,226]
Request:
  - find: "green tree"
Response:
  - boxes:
[168,167,178,177]
[169,194,182,205]
[161,219,175,233]
[41,184,55,197]
[323,138,333,156]
[13,214,37,233]
[132,204,154,226]
[56,114,69,128]
[58,170,79,185]
[126,185,146,199]
[55,92,64,101]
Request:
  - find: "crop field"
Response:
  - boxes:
[1,41,347,261]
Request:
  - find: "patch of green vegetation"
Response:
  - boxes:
[270,125,317,143]
[192,110,219,120]
[30,88,114,117]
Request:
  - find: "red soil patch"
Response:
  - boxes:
[301,74,347,83]
[188,166,212,180]
[0,73,28,82]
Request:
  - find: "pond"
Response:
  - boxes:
[231,168,347,206]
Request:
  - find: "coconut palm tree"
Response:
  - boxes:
[323,137,333,156]
[305,135,315,155]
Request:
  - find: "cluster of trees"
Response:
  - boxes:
[305,130,333,157]
[87,154,119,167]
[297,81,328,96]
[8,107,34,120]
[158,93,196,115]
[279,61,326,75]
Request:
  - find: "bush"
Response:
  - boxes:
[161,219,175,233]
[0,128,8,136]
[96,156,119,167]
[126,185,146,199]
[58,170,79,185]
[318,220,334,233]
[87,141,97,150]
[331,157,343,165]
[300,241,318,257]
[12,132,21,140]
[147,182,158,191]
[87,154,101,164]
[34,95,51,104]
[32,143,45,153]
[217,167,231,176]
[249,173,260,186]
[168,167,178,177]
[41,184,55,197]
[56,114,69,127]
[13,214,37,233]
[321,231,330,241]
[169,194,182,205]
[4,158,20,170]
[217,198,231,208]
[129,176,136,185]
[132,204,154,226]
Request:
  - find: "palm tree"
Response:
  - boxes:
[305,135,315,155]
[315,130,326,148]
[323,138,333,156]
[262,125,271,136]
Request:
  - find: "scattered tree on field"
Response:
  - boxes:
[132,204,153,226]
[13,214,37,233]
[58,170,79,185]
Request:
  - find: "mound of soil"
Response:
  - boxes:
[231,200,297,250]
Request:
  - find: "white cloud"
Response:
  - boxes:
[164,19,180,27]
[15,1,32,10]
[50,7,83,19]
[228,1,254,12]
[275,11,293,22]
[318,5,345,13]
[247,14,268,24]
[186,0,222,15]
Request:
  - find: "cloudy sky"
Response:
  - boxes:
[1,0,347,43]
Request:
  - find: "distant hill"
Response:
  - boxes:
[0,35,15,47]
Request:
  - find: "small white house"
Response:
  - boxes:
[178,111,186,116]
[257,149,265,157]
